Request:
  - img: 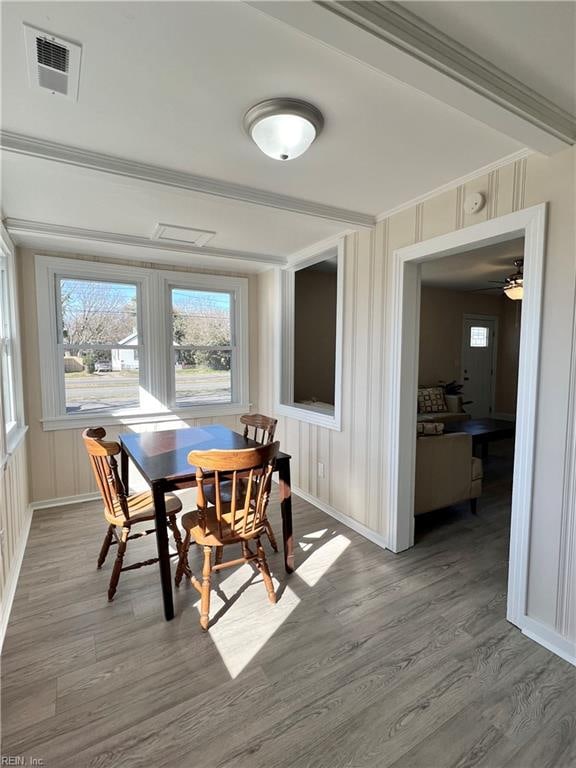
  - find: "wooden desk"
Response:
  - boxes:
[119,425,293,621]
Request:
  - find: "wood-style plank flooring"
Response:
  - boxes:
[2,443,575,767]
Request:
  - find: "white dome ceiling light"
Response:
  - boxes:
[243,98,324,161]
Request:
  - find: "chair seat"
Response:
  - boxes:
[182,505,265,546]
[105,491,182,526]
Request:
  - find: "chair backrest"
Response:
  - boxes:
[82,427,130,520]
[240,413,278,445]
[189,442,279,540]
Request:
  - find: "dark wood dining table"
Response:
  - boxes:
[119,424,293,621]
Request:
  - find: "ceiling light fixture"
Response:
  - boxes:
[503,258,524,300]
[244,98,324,161]
[504,280,523,300]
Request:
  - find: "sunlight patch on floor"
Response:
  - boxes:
[194,564,301,679]
[295,533,350,587]
[303,528,328,539]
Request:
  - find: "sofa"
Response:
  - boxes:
[417,386,471,424]
[414,432,483,516]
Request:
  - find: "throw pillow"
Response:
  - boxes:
[417,386,447,413]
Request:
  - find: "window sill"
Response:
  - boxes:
[276,402,342,431]
[40,404,251,432]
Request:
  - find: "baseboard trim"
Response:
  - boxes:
[291,485,389,551]
[519,615,576,667]
[30,491,101,511]
[0,505,33,652]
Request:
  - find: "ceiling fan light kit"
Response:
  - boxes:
[503,258,524,300]
[244,98,324,161]
[504,280,523,300]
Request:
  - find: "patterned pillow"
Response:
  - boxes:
[417,386,447,414]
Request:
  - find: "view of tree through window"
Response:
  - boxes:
[171,288,233,405]
[60,278,140,413]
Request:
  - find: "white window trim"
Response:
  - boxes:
[0,224,26,464]
[161,270,249,413]
[275,236,344,431]
[35,255,249,431]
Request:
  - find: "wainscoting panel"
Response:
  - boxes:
[0,437,30,647]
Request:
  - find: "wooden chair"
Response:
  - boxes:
[175,442,279,630]
[205,413,279,552]
[82,427,183,601]
[240,413,278,444]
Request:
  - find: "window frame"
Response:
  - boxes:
[35,256,249,430]
[276,236,344,431]
[161,270,248,412]
[0,225,26,465]
[57,274,145,416]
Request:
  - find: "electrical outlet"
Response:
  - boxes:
[317,462,325,478]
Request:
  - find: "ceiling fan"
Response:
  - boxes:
[471,259,524,300]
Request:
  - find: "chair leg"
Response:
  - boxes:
[215,547,223,565]
[470,497,478,516]
[108,526,129,601]
[168,514,184,556]
[200,546,213,631]
[97,524,115,569]
[256,538,276,604]
[175,531,191,587]
[263,520,279,553]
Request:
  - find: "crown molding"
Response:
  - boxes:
[4,218,287,266]
[320,1,575,147]
[250,1,573,154]
[376,148,533,222]
[0,221,15,258]
[0,131,375,228]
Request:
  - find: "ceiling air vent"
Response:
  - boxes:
[24,24,82,101]
[152,224,217,248]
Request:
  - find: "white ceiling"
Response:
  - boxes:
[421,237,525,292]
[403,2,576,117]
[0,2,566,265]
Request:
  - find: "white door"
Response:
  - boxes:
[461,316,497,418]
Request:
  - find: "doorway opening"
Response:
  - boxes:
[386,205,546,632]
[414,239,524,606]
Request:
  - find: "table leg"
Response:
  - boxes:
[152,482,174,621]
[120,447,129,492]
[278,458,294,574]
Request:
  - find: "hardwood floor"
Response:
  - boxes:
[2,447,575,767]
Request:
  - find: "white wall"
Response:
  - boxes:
[257,147,576,650]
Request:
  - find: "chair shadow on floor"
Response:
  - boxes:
[172,520,348,629]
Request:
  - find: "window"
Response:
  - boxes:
[170,287,233,407]
[58,278,141,413]
[0,263,17,434]
[277,239,344,430]
[0,227,25,462]
[470,326,489,348]
[35,256,249,429]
